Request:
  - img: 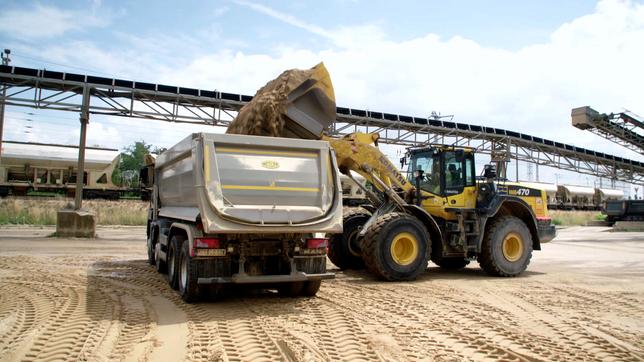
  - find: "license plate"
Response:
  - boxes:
[196,248,226,257]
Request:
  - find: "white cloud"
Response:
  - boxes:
[0,4,110,39]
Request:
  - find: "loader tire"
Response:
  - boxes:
[478,216,532,277]
[166,235,183,290]
[178,241,200,303]
[328,207,371,270]
[362,212,430,281]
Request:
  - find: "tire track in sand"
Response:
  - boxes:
[247,295,381,362]
[323,279,553,361]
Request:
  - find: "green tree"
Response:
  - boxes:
[113,140,153,187]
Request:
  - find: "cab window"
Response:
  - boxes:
[465,156,475,186]
[444,152,465,194]
[408,151,441,195]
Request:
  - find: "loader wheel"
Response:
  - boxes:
[431,240,470,270]
[478,216,533,277]
[154,242,167,273]
[328,207,371,270]
[178,241,200,303]
[362,212,430,281]
[301,280,322,297]
[166,235,183,290]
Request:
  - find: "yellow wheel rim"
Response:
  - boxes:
[390,232,419,266]
[502,232,524,262]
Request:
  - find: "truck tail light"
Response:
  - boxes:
[306,238,328,249]
[195,237,220,249]
[536,217,551,223]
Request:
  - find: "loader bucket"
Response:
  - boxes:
[284,63,336,139]
[226,62,336,140]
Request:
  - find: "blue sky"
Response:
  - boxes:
[0,0,643,191]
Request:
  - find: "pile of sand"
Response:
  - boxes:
[226,63,333,138]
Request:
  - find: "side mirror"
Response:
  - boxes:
[400,156,407,168]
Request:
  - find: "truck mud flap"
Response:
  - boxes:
[197,272,334,285]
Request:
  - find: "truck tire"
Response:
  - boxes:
[166,235,183,290]
[277,282,303,297]
[147,237,156,265]
[147,229,156,266]
[328,207,371,270]
[431,240,470,270]
[301,280,322,297]
[478,216,533,277]
[178,241,200,303]
[362,212,430,281]
[154,242,167,273]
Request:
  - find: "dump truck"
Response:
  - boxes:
[144,133,341,302]
[144,63,343,302]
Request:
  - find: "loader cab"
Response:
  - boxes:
[407,146,476,197]
[407,146,477,219]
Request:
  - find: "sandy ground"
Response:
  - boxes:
[0,226,643,361]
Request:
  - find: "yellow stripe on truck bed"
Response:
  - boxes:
[215,147,317,158]
[222,185,319,192]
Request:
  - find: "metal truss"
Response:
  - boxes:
[573,110,644,154]
[1,65,643,185]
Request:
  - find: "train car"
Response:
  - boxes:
[556,185,597,210]
[594,188,624,207]
[0,140,122,199]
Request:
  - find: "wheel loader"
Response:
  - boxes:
[226,62,556,282]
[326,133,556,280]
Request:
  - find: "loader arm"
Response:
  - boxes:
[322,133,416,200]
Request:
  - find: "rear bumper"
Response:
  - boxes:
[198,271,334,285]
[538,222,556,243]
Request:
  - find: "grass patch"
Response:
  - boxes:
[0,197,148,225]
[549,210,604,226]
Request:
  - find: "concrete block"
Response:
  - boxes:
[613,221,644,232]
[56,208,96,238]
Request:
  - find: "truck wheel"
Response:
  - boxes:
[328,207,371,270]
[362,212,430,281]
[277,282,303,297]
[147,231,156,266]
[431,240,470,270]
[178,241,200,303]
[166,235,183,290]
[148,238,155,265]
[155,242,167,273]
[478,216,533,277]
[301,280,322,297]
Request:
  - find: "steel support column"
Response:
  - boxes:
[75,86,90,210]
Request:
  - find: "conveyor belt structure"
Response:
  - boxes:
[1,65,642,184]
